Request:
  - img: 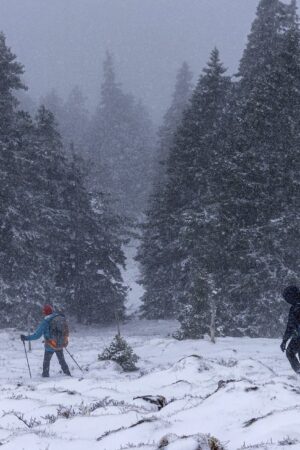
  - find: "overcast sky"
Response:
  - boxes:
[0,0,293,122]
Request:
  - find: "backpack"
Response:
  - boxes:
[293,304,300,338]
[47,314,69,350]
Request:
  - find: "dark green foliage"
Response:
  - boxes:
[137,63,193,319]
[139,0,300,339]
[175,275,218,340]
[0,33,44,326]
[139,50,231,330]
[0,32,26,133]
[217,0,300,336]
[98,334,139,371]
[59,153,127,324]
[165,49,232,338]
[174,0,300,338]
[157,61,193,181]
[0,34,127,327]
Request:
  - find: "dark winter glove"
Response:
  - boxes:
[280,341,286,352]
[20,334,26,342]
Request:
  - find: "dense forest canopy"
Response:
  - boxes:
[0,0,299,339]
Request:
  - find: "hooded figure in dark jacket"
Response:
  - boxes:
[281,285,300,374]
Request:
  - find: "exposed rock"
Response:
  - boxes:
[134,395,167,410]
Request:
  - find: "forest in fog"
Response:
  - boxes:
[0,0,299,340]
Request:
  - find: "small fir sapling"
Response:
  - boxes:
[98,334,139,372]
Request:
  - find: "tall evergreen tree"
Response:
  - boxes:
[30,109,128,324]
[0,32,26,134]
[89,51,155,217]
[217,0,300,337]
[58,152,127,324]
[157,62,193,180]
[137,63,193,319]
[0,33,33,325]
[163,49,232,337]
[0,105,74,326]
[0,32,26,247]
[0,34,128,327]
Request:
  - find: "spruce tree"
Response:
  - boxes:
[0,34,128,327]
[0,32,26,134]
[0,33,35,325]
[98,334,139,371]
[165,49,232,338]
[58,152,128,324]
[89,51,155,217]
[11,106,71,324]
[0,107,65,326]
[0,32,26,248]
[217,0,300,336]
[157,62,193,180]
[33,106,70,267]
[137,63,193,319]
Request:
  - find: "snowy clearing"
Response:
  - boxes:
[0,320,299,450]
[121,240,144,317]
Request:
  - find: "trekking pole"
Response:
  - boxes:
[65,348,84,372]
[22,340,32,378]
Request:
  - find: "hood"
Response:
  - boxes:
[283,285,300,305]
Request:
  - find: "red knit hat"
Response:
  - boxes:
[42,304,53,316]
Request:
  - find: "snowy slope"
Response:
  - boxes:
[0,321,300,450]
[121,240,144,317]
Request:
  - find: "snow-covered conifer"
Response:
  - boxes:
[137,63,193,319]
[98,334,139,371]
[89,52,155,217]
[217,0,300,337]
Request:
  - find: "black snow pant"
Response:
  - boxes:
[42,350,71,377]
[286,338,300,374]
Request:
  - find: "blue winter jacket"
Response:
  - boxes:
[24,313,60,352]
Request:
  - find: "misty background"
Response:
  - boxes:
[0,0,263,122]
[1,0,299,337]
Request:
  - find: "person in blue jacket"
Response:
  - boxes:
[20,304,71,377]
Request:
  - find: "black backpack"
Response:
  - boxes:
[292,304,300,338]
[48,314,69,350]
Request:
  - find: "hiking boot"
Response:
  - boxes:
[42,373,49,378]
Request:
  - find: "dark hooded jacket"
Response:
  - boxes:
[282,286,300,344]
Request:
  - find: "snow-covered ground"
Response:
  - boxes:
[121,240,144,317]
[0,320,299,450]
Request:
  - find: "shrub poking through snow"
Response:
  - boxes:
[57,405,76,419]
[158,433,225,449]
[208,436,225,450]
[98,334,139,371]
